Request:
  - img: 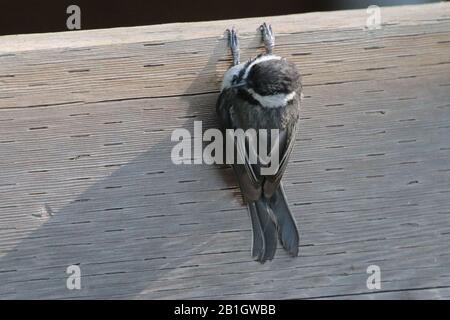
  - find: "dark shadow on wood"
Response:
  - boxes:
[0,40,252,299]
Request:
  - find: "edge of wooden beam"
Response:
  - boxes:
[0,2,449,53]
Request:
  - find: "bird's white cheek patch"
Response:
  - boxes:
[221,63,246,90]
[248,89,296,108]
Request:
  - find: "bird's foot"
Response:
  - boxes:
[226,27,240,66]
[260,22,275,54]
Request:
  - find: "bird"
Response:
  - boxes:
[216,23,302,263]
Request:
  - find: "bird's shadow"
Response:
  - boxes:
[0,32,272,299]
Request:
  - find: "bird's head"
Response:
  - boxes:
[232,55,301,107]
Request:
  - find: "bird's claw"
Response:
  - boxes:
[227,27,240,65]
[260,22,275,54]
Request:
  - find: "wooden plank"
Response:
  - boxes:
[0,2,450,299]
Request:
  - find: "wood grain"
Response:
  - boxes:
[0,3,450,299]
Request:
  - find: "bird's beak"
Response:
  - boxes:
[231,81,247,89]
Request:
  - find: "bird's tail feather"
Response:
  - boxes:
[248,198,277,263]
[268,183,299,257]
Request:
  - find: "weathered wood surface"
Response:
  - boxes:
[0,3,450,299]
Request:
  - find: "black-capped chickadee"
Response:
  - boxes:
[216,23,302,263]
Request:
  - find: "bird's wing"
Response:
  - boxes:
[217,89,300,201]
[216,88,263,202]
[262,97,300,198]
